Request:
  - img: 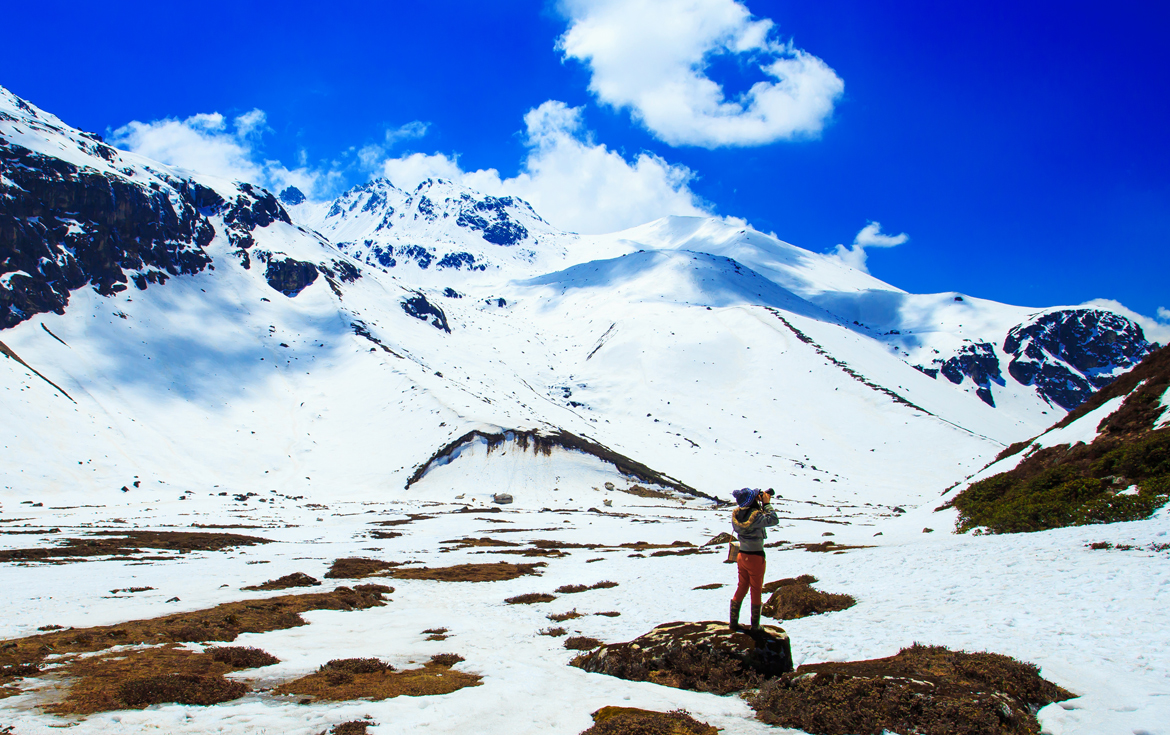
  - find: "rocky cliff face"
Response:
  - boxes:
[1004,309,1155,410]
[0,136,214,329]
[0,87,302,329]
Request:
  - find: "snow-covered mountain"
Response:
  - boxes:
[2,82,1164,516]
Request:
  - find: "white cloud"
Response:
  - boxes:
[1158,307,1170,323]
[384,121,429,145]
[557,0,844,148]
[833,222,908,273]
[110,110,344,201]
[377,100,710,233]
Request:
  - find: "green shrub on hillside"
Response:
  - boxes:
[954,431,1170,534]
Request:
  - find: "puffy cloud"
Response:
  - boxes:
[1158,306,1170,322]
[833,222,909,273]
[557,0,844,148]
[377,100,710,233]
[111,110,345,201]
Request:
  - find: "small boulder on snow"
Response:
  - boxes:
[492,493,513,505]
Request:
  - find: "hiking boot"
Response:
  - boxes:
[750,603,762,631]
[729,599,743,632]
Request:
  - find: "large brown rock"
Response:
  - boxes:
[571,621,792,695]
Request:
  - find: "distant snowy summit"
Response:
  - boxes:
[283,177,569,278]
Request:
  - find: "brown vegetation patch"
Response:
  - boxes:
[531,539,601,549]
[389,561,545,582]
[0,530,270,564]
[556,581,619,594]
[326,721,373,735]
[650,548,713,557]
[371,514,434,527]
[490,548,568,558]
[324,557,402,579]
[110,586,154,594]
[788,541,874,553]
[0,586,390,692]
[275,654,479,702]
[621,540,695,551]
[749,643,1074,735]
[565,636,604,651]
[243,572,321,591]
[617,485,675,500]
[595,611,621,617]
[422,628,449,642]
[762,577,854,620]
[549,609,583,622]
[692,583,724,591]
[506,593,557,604]
[369,530,402,540]
[581,706,717,735]
[762,575,816,594]
[206,646,280,668]
[440,537,521,550]
[541,627,568,637]
[42,643,259,715]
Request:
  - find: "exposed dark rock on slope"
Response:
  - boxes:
[0,89,298,329]
[0,137,213,329]
[1004,309,1155,409]
[950,344,1170,533]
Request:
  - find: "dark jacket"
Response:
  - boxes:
[732,502,779,553]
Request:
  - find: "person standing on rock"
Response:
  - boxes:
[730,487,778,632]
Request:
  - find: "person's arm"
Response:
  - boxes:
[758,491,779,528]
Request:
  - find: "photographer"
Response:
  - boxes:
[729,487,778,632]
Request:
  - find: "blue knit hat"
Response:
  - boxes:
[732,487,760,507]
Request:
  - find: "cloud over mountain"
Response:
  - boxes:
[557,0,844,148]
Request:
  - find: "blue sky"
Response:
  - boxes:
[4,0,1168,319]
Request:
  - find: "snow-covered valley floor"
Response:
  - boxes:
[1,491,1167,735]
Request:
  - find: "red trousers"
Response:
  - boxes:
[733,552,766,606]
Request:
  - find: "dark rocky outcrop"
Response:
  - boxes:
[570,621,793,694]
[1,139,213,329]
[454,194,529,245]
[278,186,306,206]
[264,256,319,297]
[401,293,450,332]
[1003,309,1155,410]
[939,342,1004,406]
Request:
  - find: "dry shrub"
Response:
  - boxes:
[441,537,520,549]
[749,643,1075,735]
[0,586,390,692]
[594,611,621,617]
[564,636,604,651]
[327,721,372,735]
[557,581,619,594]
[423,628,448,635]
[506,592,557,604]
[581,642,763,695]
[243,572,321,591]
[46,644,245,714]
[369,530,401,539]
[390,561,545,582]
[618,485,675,500]
[0,530,270,563]
[581,706,718,735]
[322,658,394,674]
[548,609,583,622]
[430,653,464,667]
[276,657,479,701]
[118,673,246,707]
[206,646,279,668]
[762,580,855,620]
[541,627,568,637]
[762,575,817,594]
[324,557,400,579]
[692,583,724,591]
